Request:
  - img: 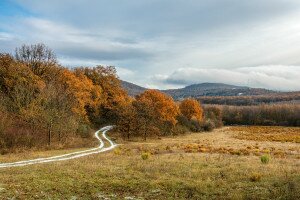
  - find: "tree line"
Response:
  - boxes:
[198,93,300,106]
[204,104,300,126]
[0,44,219,153]
[116,91,221,140]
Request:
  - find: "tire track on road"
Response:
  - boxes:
[0,126,117,168]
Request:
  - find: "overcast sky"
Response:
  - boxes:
[1,0,300,91]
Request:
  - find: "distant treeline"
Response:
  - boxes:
[198,93,300,106]
[204,104,300,126]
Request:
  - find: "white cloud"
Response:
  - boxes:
[154,66,300,91]
[116,67,135,79]
[1,1,300,91]
[0,32,14,41]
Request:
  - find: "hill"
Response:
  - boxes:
[162,83,274,99]
[121,81,275,99]
[121,80,147,96]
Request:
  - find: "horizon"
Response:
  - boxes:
[1,0,300,91]
[122,80,300,92]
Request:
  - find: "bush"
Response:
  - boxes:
[114,148,122,155]
[202,120,215,132]
[249,173,262,182]
[141,152,150,160]
[176,115,202,132]
[262,120,276,126]
[0,109,12,149]
[177,115,193,129]
[77,124,91,138]
[204,106,223,128]
[190,119,202,132]
[173,124,189,135]
[260,155,270,164]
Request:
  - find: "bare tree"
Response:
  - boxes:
[15,43,57,76]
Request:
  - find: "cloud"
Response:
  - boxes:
[12,0,300,37]
[1,1,300,90]
[0,32,14,41]
[154,66,300,91]
[15,18,154,61]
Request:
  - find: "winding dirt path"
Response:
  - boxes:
[0,126,117,168]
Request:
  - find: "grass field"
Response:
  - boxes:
[0,126,299,199]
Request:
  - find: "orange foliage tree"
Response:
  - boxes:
[179,98,203,121]
[60,69,102,121]
[0,54,45,111]
[136,90,179,131]
[75,66,129,124]
[136,90,179,126]
[115,99,138,140]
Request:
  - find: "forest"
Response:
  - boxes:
[212,104,300,126]
[198,93,300,106]
[0,44,129,152]
[0,44,219,153]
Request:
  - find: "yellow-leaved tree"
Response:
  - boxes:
[179,98,203,121]
[136,90,179,137]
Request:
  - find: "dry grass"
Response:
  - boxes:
[119,126,300,159]
[0,147,91,163]
[0,126,299,199]
[231,126,300,143]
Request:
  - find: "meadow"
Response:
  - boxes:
[0,126,299,199]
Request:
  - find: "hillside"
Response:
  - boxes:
[121,81,275,99]
[162,83,274,99]
[121,80,147,96]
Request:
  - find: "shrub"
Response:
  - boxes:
[173,124,189,135]
[77,124,91,138]
[190,119,202,132]
[141,152,150,160]
[114,148,122,155]
[177,115,193,129]
[260,155,270,164]
[202,120,215,132]
[249,173,262,182]
[204,106,223,128]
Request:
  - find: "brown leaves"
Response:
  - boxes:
[0,54,45,111]
[179,98,203,121]
[136,90,180,126]
[60,69,103,121]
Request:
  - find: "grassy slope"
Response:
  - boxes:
[0,126,299,199]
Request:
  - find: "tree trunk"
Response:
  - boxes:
[58,132,61,142]
[48,122,52,146]
[143,123,147,141]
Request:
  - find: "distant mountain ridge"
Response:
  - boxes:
[162,83,274,99]
[121,80,147,96]
[121,80,275,99]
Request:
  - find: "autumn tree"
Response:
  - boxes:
[0,54,45,112]
[76,66,129,124]
[179,98,203,121]
[136,90,179,135]
[19,80,77,145]
[15,43,58,77]
[60,69,102,121]
[115,100,138,140]
[133,99,159,140]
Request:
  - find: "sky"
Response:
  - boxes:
[0,0,300,91]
